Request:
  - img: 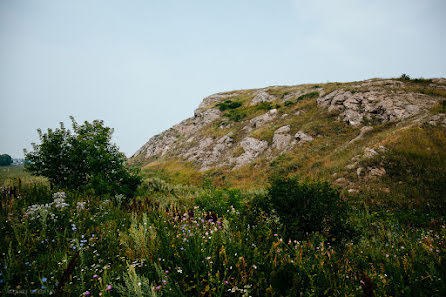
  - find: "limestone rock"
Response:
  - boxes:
[233,137,269,168]
[295,131,314,144]
[250,109,278,128]
[349,126,373,143]
[250,90,276,105]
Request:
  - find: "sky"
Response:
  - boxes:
[1,0,446,158]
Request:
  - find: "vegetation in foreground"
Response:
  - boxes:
[0,167,444,296]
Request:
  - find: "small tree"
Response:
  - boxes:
[0,154,13,166]
[25,117,141,197]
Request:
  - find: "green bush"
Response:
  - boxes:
[255,101,273,110]
[297,92,319,101]
[267,177,352,241]
[223,109,247,122]
[24,117,142,198]
[216,100,242,111]
[195,188,245,216]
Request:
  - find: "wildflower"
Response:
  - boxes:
[177,268,183,274]
[93,274,98,278]
[106,285,112,290]
[42,277,47,283]
[83,291,91,296]
[274,234,278,237]
[156,285,162,290]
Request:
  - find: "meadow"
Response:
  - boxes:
[0,167,444,296]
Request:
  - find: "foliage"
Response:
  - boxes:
[216,100,242,111]
[363,126,446,213]
[255,101,273,110]
[297,92,319,101]
[0,172,445,296]
[24,117,141,197]
[266,176,354,242]
[0,154,13,166]
[195,188,245,216]
[223,109,247,122]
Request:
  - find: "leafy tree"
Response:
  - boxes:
[0,154,13,166]
[24,117,141,197]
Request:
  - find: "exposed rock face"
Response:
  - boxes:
[295,131,314,144]
[131,78,446,173]
[250,109,278,128]
[233,137,269,168]
[272,125,294,151]
[317,79,439,126]
[250,90,276,105]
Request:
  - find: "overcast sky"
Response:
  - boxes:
[1,0,445,158]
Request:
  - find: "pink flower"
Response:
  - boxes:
[156,285,162,290]
[93,274,98,278]
[274,234,278,237]
[83,291,91,296]
[106,285,112,290]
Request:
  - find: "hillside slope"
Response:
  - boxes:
[130,77,446,200]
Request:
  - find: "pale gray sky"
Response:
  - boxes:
[1,0,445,158]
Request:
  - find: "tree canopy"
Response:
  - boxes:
[24,117,141,197]
[0,154,13,166]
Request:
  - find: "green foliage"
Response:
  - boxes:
[255,101,273,110]
[284,100,295,106]
[267,177,353,242]
[223,109,247,122]
[216,100,242,111]
[297,92,319,101]
[195,188,245,216]
[400,73,411,80]
[1,176,445,296]
[368,127,446,212]
[0,154,13,166]
[24,117,141,197]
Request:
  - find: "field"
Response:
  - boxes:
[0,166,445,296]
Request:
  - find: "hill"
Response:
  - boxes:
[131,77,446,205]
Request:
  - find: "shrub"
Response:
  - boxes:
[0,154,13,166]
[284,100,295,106]
[297,92,319,101]
[255,101,273,110]
[24,117,142,198]
[223,109,247,122]
[195,188,245,216]
[216,100,242,111]
[267,176,352,241]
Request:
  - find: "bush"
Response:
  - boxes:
[216,100,242,111]
[195,188,245,216]
[255,101,273,110]
[267,176,352,241]
[297,92,319,101]
[0,154,13,166]
[223,109,247,122]
[24,117,141,198]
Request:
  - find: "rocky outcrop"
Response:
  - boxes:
[233,137,269,168]
[250,90,276,105]
[272,125,294,151]
[249,109,278,128]
[132,78,446,173]
[317,80,439,126]
[294,131,314,144]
